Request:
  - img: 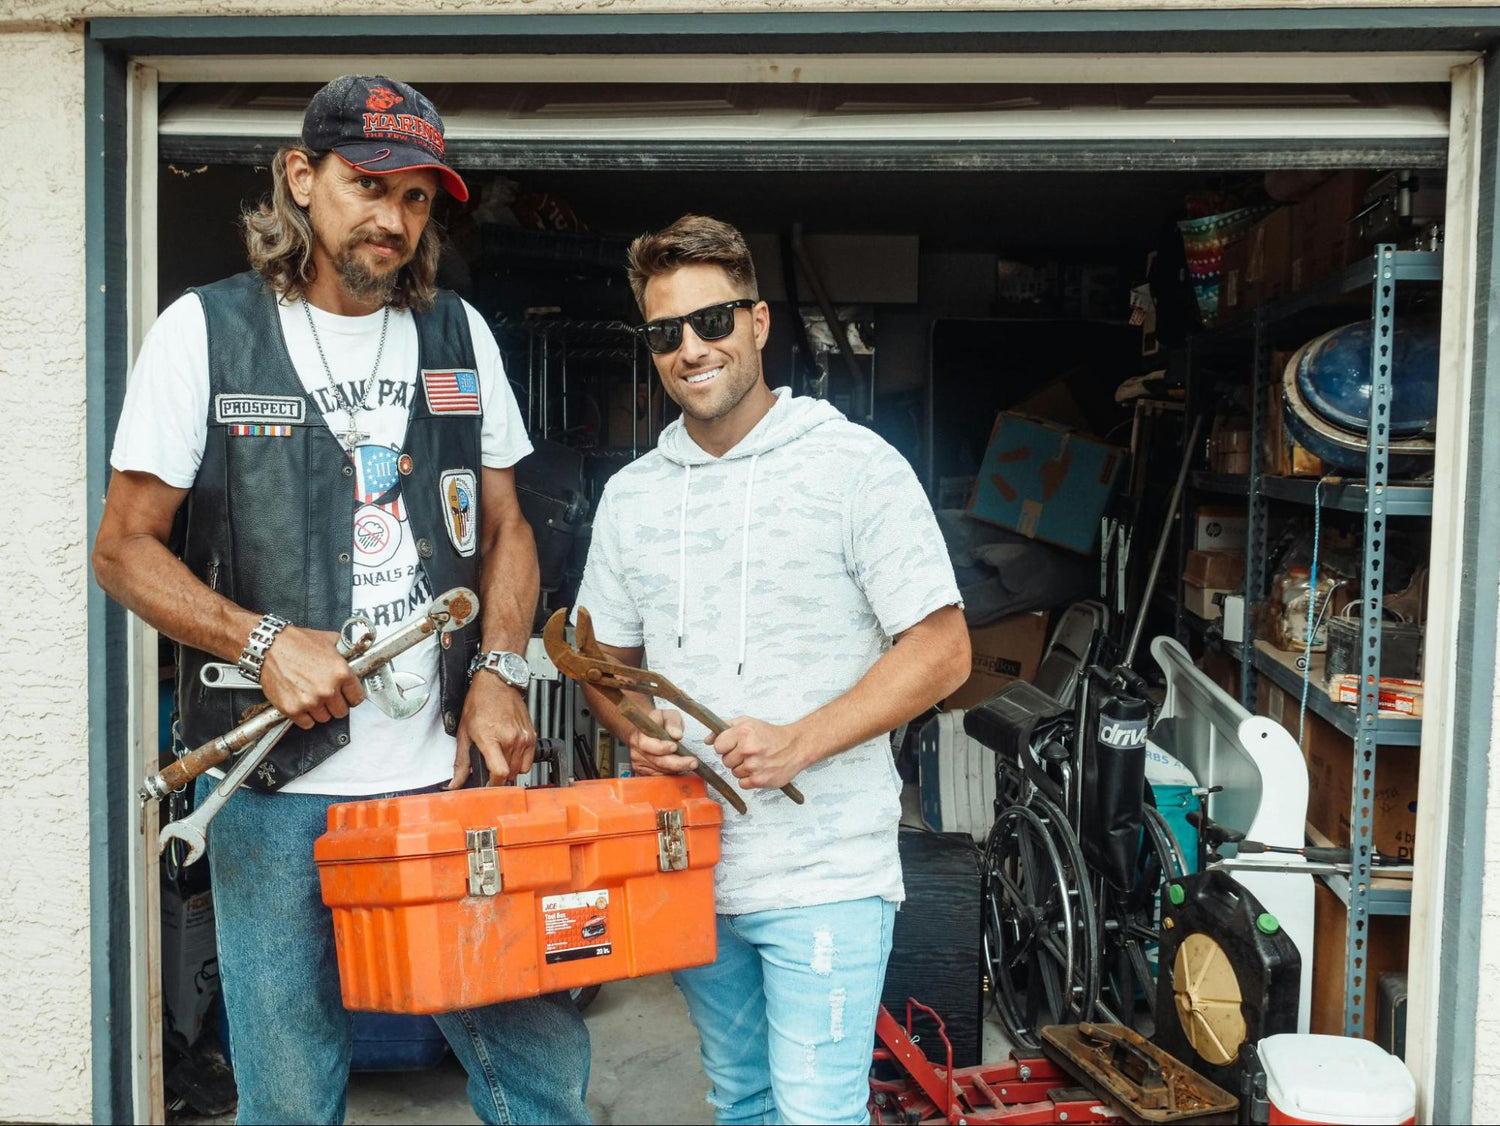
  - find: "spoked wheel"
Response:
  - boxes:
[982,797,1099,1052]
[1094,804,1188,1032]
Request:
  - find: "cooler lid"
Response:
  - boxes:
[313,777,721,864]
[1260,1034,1416,1124]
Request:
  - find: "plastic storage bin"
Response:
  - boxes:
[1260,1033,1416,1125]
[315,776,722,1014]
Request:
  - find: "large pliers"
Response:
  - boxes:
[543,606,806,814]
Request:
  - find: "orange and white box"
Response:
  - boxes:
[315,776,722,1014]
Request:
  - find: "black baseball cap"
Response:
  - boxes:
[302,75,469,202]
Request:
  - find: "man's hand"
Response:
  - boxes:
[711,717,811,792]
[450,673,536,788]
[629,709,699,776]
[258,626,365,730]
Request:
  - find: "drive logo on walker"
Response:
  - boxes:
[1097,717,1149,749]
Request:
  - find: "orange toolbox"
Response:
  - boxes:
[314,775,722,1014]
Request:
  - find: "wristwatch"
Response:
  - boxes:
[468,649,531,689]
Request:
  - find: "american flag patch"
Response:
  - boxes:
[421,369,482,416]
[229,424,293,437]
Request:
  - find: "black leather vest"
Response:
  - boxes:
[177,271,483,791]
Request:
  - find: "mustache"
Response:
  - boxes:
[347,228,408,255]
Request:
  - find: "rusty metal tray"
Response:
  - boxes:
[1041,1024,1239,1125]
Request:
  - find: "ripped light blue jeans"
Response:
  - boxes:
[673,896,897,1126]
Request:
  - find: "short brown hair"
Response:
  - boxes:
[242,145,441,312]
[626,214,758,312]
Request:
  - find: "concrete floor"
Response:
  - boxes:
[185,972,1013,1124]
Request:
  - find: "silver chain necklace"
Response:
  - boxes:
[301,297,390,449]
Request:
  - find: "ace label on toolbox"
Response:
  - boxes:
[542,890,613,964]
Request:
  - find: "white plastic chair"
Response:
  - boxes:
[1149,636,1314,1032]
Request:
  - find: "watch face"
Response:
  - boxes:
[499,652,529,685]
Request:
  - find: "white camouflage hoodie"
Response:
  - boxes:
[574,388,961,913]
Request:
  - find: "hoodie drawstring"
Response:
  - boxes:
[676,463,693,648]
[673,454,759,677]
[736,454,760,676]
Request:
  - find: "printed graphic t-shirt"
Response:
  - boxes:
[110,291,532,795]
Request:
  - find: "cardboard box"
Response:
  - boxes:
[1257,676,1420,861]
[966,414,1126,555]
[161,885,219,1047]
[1247,205,1295,303]
[1183,584,1232,621]
[1312,881,1410,1041]
[1219,235,1251,318]
[1184,549,1246,590]
[1292,171,1377,289]
[945,612,1050,711]
[1193,505,1248,551]
[1328,675,1425,718]
[1265,349,1324,477]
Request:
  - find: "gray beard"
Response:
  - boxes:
[338,251,400,303]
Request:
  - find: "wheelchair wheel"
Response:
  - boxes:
[1094,804,1188,1032]
[981,797,1099,1052]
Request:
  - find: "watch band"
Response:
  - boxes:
[468,649,531,689]
[238,613,291,683]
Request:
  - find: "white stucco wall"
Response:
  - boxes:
[0,1,1495,1122]
[0,29,91,1126]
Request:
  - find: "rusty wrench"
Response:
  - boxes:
[142,587,480,803]
[543,607,806,813]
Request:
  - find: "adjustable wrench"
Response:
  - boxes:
[142,587,479,802]
[200,623,429,720]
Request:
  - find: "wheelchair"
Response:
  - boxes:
[963,664,1187,1053]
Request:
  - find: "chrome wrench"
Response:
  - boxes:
[141,587,478,802]
[156,717,295,865]
[200,621,429,720]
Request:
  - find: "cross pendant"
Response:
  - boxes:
[342,425,369,448]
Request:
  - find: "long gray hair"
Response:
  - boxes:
[242,145,441,312]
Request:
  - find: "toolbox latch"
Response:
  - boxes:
[657,810,688,872]
[466,827,500,896]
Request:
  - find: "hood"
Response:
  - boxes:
[657,385,844,466]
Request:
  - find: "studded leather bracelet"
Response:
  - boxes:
[237,613,291,683]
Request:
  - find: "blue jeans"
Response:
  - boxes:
[200,778,592,1125]
[673,897,897,1126]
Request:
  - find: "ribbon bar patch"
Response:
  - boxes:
[215,394,307,425]
[229,424,293,437]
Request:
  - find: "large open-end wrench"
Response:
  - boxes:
[157,716,295,865]
[141,587,478,803]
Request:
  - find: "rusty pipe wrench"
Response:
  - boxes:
[157,716,296,865]
[141,587,479,803]
[543,607,806,813]
[154,620,379,865]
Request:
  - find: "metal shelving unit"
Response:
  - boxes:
[1178,245,1440,1037]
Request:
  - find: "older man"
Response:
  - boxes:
[92,76,589,1125]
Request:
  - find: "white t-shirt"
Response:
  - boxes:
[111,289,532,795]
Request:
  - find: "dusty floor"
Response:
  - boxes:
[185,972,1012,1124]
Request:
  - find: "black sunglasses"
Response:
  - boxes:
[634,299,756,355]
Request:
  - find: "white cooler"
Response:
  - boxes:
[1260,1033,1416,1125]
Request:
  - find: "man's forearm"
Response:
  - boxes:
[94,532,261,661]
[477,512,540,654]
[786,605,969,765]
